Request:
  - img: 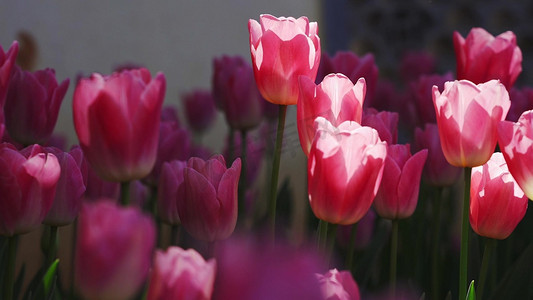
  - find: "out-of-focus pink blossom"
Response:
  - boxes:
[182,89,217,134]
[399,50,436,82]
[316,269,361,300]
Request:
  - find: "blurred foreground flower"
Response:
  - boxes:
[316,269,361,300]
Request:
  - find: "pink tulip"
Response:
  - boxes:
[73,68,166,182]
[4,66,69,145]
[75,201,156,300]
[182,89,217,134]
[212,55,264,130]
[0,41,19,106]
[147,247,216,300]
[399,50,436,82]
[373,144,428,220]
[308,117,386,225]
[362,109,399,145]
[158,160,186,225]
[454,28,522,90]
[297,73,366,156]
[470,152,528,239]
[498,110,533,200]
[414,124,462,187]
[248,14,321,105]
[316,51,378,103]
[316,269,361,300]
[432,79,510,167]
[0,143,60,236]
[160,105,181,125]
[43,147,86,226]
[178,155,241,241]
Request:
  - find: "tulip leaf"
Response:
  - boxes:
[466,280,476,300]
[42,259,59,297]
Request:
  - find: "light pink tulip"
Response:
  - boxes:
[316,269,361,300]
[308,117,386,225]
[373,144,428,220]
[297,73,366,156]
[498,110,533,200]
[178,155,241,241]
[73,68,166,182]
[147,247,216,300]
[470,152,528,239]
[454,28,522,90]
[248,14,321,105]
[432,79,510,167]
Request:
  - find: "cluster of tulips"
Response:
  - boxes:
[0,12,531,300]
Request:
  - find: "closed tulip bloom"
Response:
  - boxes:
[470,152,528,239]
[432,79,510,167]
[0,143,60,236]
[5,66,69,145]
[297,74,366,156]
[498,110,533,200]
[43,147,86,226]
[373,144,428,220]
[414,124,462,187]
[158,160,186,225]
[75,201,156,300]
[308,117,386,225]
[361,109,399,145]
[182,89,217,134]
[399,50,436,82]
[213,55,263,130]
[454,28,522,90]
[73,68,166,182]
[0,41,19,106]
[178,155,241,241]
[248,14,321,105]
[147,247,216,300]
[316,269,361,300]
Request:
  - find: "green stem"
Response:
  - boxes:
[70,220,78,300]
[390,219,399,298]
[459,167,472,300]
[431,187,444,300]
[345,222,359,271]
[47,225,58,268]
[326,223,338,266]
[268,105,287,240]
[120,181,131,206]
[238,130,248,218]
[171,224,180,246]
[317,219,329,253]
[478,238,496,300]
[3,235,18,300]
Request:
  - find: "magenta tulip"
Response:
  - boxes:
[454,28,522,90]
[248,14,321,105]
[432,79,510,167]
[75,201,156,300]
[0,41,18,106]
[297,73,366,156]
[361,109,399,145]
[158,160,186,225]
[147,247,216,300]
[4,66,69,145]
[399,50,436,82]
[498,110,533,200]
[178,155,241,241]
[470,152,528,239]
[373,144,428,220]
[73,68,166,182]
[308,117,386,225]
[316,269,361,300]
[182,89,217,134]
[0,143,60,236]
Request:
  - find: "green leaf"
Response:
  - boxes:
[466,280,476,300]
[42,259,59,297]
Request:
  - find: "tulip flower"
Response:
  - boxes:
[316,269,361,300]
[470,152,528,239]
[178,155,241,241]
[0,144,60,236]
[248,14,321,105]
[316,51,378,103]
[158,160,186,225]
[414,124,462,187]
[0,41,19,106]
[147,247,216,300]
[399,50,436,82]
[373,144,428,220]
[73,68,166,182]
[297,73,366,156]
[75,201,156,300]
[308,117,386,225]
[432,79,510,167]
[182,89,217,134]
[498,110,533,200]
[4,66,69,145]
[212,55,264,130]
[361,109,399,145]
[454,28,522,90]
[43,147,86,226]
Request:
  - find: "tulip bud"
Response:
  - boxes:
[182,89,217,134]
[157,160,186,225]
